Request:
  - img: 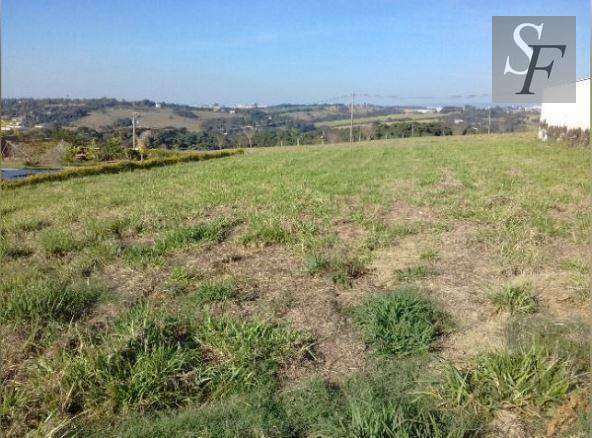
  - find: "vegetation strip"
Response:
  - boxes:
[0,149,243,189]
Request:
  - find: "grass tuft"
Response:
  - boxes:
[354,286,449,356]
[194,279,239,303]
[0,237,33,259]
[488,282,538,314]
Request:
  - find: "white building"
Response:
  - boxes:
[539,78,590,141]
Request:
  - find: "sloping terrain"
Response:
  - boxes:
[1,133,590,436]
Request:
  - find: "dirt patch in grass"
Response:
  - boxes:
[333,218,367,243]
[492,409,531,438]
[434,172,466,194]
[370,222,505,362]
[180,243,366,380]
[386,197,439,223]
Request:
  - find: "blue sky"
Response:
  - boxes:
[2,0,589,105]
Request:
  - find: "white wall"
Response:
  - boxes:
[540,79,590,130]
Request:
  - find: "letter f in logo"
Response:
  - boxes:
[504,21,567,95]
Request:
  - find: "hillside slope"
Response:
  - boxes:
[1,133,590,436]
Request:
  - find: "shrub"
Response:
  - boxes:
[1,149,244,189]
[354,287,449,356]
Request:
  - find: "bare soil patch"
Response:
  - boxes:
[181,242,366,380]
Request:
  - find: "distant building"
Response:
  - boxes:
[539,78,590,144]
[155,102,162,108]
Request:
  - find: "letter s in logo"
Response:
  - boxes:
[504,22,544,75]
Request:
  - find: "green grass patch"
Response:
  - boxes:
[488,282,538,314]
[419,248,439,262]
[305,253,330,276]
[436,316,589,424]
[39,228,83,256]
[0,279,103,323]
[561,259,590,300]
[0,237,33,259]
[35,305,310,420]
[113,361,478,437]
[125,218,237,265]
[394,264,436,282]
[194,279,239,303]
[241,217,294,247]
[354,286,449,356]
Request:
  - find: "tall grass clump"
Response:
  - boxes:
[241,217,294,247]
[354,286,449,356]
[0,279,103,323]
[0,236,32,259]
[196,313,312,394]
[488,282,538,314]
[439,346,576,417]
[435,316,589,423]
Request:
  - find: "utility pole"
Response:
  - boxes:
[488,108,491,134]
[132,112,139,149]
[349,92,355,143]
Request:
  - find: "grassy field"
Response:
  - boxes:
[1,133,590,436]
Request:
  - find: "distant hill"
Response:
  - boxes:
[74,106,235,131]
